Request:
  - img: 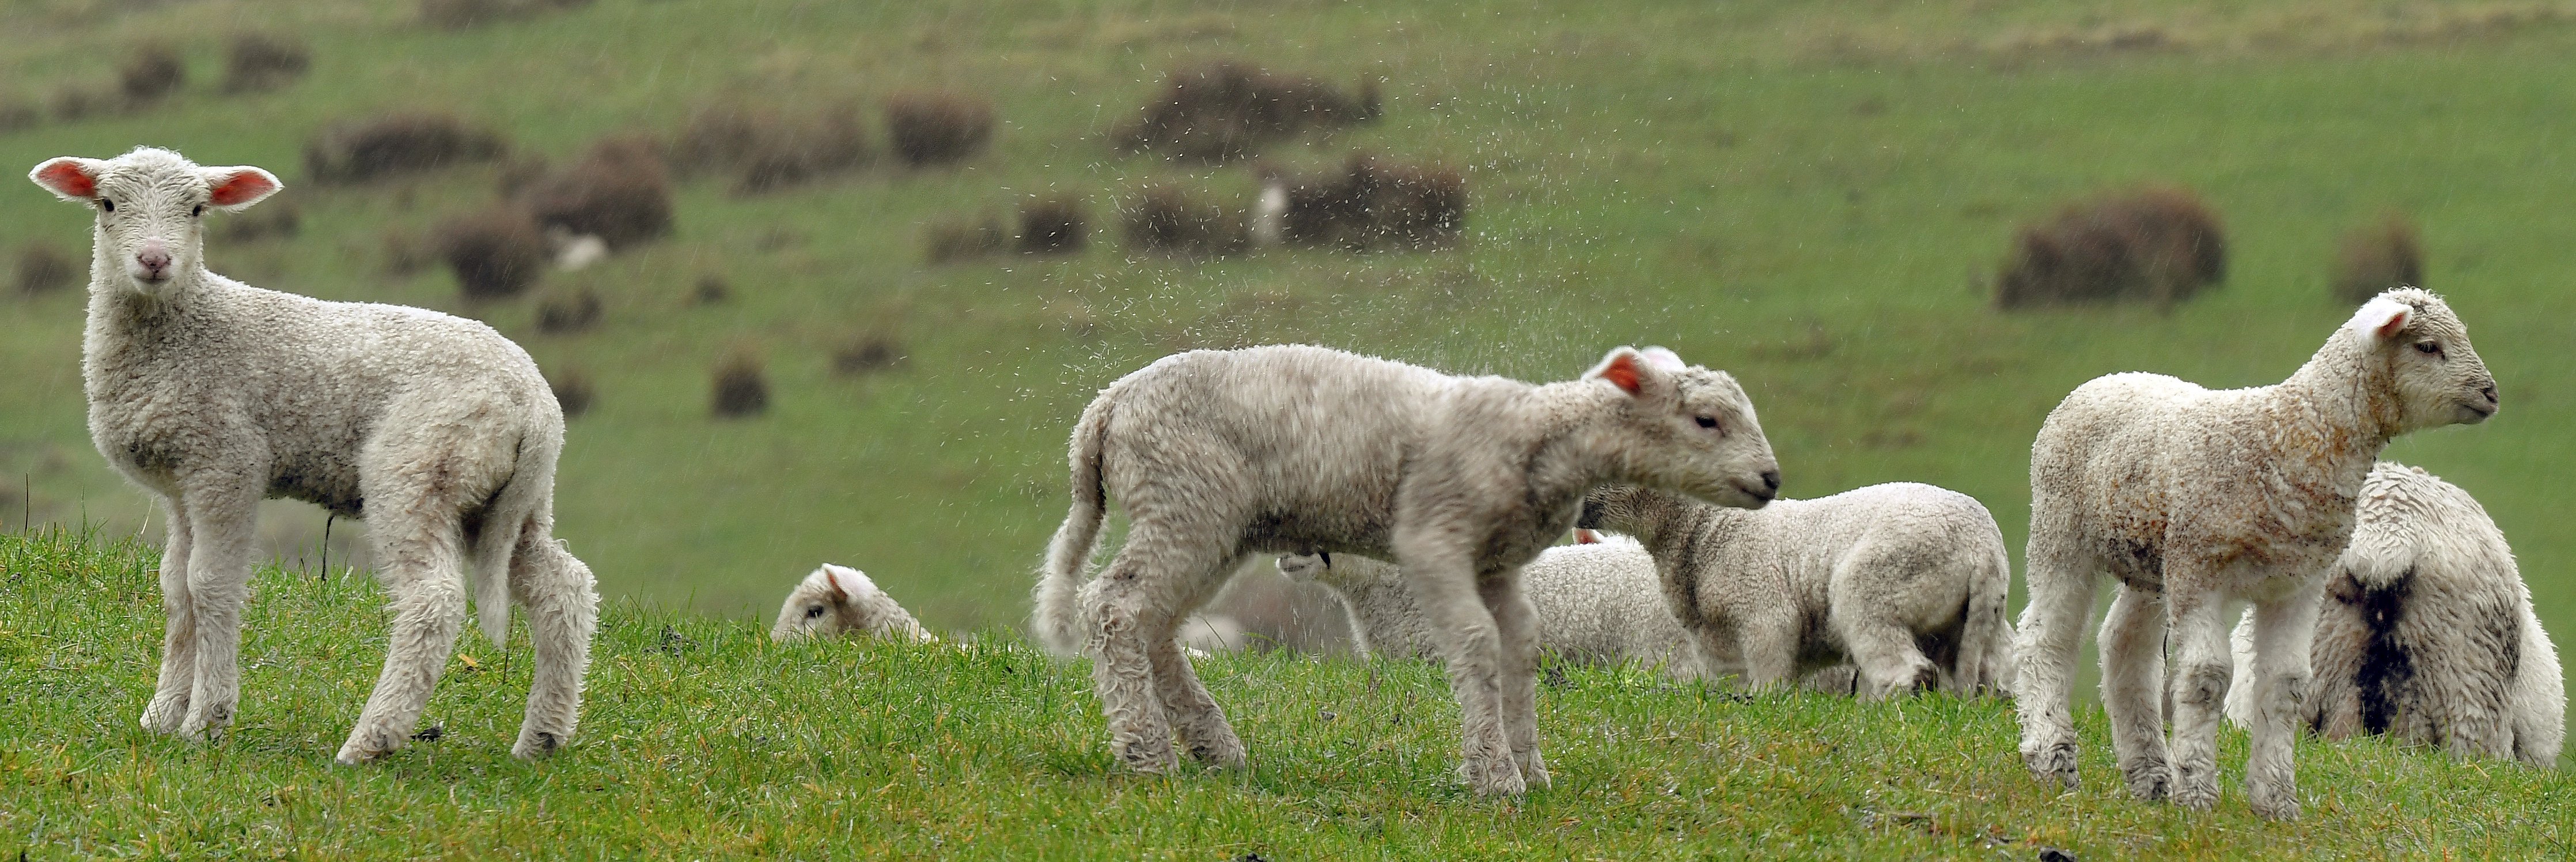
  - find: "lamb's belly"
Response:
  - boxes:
[268,451,365,516]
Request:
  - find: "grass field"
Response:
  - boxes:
[2,1,2575,688]
[4,528,2570,859]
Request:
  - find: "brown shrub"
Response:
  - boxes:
[535,285,603,333]
[710,347,768,418]
[1017,196,1086,255]
[522,137,673,249]
[670,103,871,194]
[421,0,592,29]
[1114,61,1381,163]
[213,201,301,243]
[382,229,431,275]
[884,92,995,167]
[1281,154,1467,251]
[923,213,1008,264]
[0,99,39,134]
[306,112,506,184]
[832,334,905,376]
[692,274,730,305]
[1123,185,1248,258]
[221,32,310,94]
[50,84,111,122]
[2332,215,2425,305]
[433,206,547,300]
[550,368,594,418]
[15,243,81,295]
[120,44,187,105]
[1994,186,2226,309]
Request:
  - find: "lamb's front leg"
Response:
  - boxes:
[2164,587,2232,811]
[139,496,196,735]
[2243,580,2325,821]
[179,483,263,744]
[1735,611,1803,691]
[2098,584,2172,801]
[1480,570,1547,789]
[1403,549,1520,796]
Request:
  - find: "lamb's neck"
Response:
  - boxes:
[1524,381,1626,506]
[2270,335,2395,493]
[87,260,218,339]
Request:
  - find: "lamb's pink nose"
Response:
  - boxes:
[135,248,171,277]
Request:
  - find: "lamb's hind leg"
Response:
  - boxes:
[178,479,262,744]
[1482,569,1548,788]
[336,506,469,765]
[1838,614,1941,701]
[2164,584,2232,811]
[139,496,196,735]
[2243,580,2325,822]
[2013,541,2101,789]
[1086,525,1233,776]
[2100,584,2172,801]
[1402,546,1521,796]
[508,519,598,760]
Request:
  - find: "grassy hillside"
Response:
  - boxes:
[2,0,2574,680]
[3,529,2569,858]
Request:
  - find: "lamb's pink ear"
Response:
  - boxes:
[1638,347,1686,372]
[202,166,281,210]
[1586,347,1650,395]
[825,564,872,602]
[1573,528,1601,545]
[2347,296,2413,341]
[29,157,103,201]
[815,566,851,604]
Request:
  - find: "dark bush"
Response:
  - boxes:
[213,201,301,243]
[382,229,431,275]
[433,207,547,300]
[550,368,594,418]
[832,334,905,376]
[1994,186,2226,309]
[884,92,995,167]
[306,112,506,184]
[710,347,768,418]
[535,285,603,334]
[422,0,592,30]
[692,274,730,305]
[924,214,1008,264]
[1123,186,1248,258]
[120,44,187,105]
[1017,196,1086,255]
[523,137,673,249]
[1280,154,1467,251]
[0,99,39,134]
[2332,215,2425,305]
[1114,61,1381,163]
[221,32,310,94]
[15,243,80,295]
[50,85,109,122]
[670,103,871,194]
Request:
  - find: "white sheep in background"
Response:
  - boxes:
[29,148,599,765]
[771,564,938,643]
[1276,536,1710,680]
[1031,343,1780,795]
[2223,463,2562,766]
[2015,289,2497,821]
[1577,483,2016,698]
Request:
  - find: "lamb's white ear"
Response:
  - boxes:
[29,157,106,201]
[1637,346,1686,372]
[200,166,281,211]
[1585,346,1664,396]
[2346,296,2413,341]
[823,564,873,599]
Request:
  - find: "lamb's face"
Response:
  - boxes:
[2354,289,2497,433]
[770,564,917,642]
[26,148,280,296]
[1585,346,1781,511]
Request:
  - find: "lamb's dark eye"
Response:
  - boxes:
[804,606,827,619]
[1694,415,1719,429]
[2414,341,2442,356]
[98,199,115,213]
[191,203,204,217]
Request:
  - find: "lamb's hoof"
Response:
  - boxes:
[1185,735,1248,769]
[2170,767,2218,811]
[1116,742,1180,776]
[2248,788,2302,822]
[1517,751,1552,789]
[512,731,567,761]
[138,699,189,735]
[1459,758,1527,796]
[335,728,403,766]
[2023,741,2079,790]
[2122,758,2171,801]
[178,708,232,745]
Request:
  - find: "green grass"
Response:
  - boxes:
[3,1,2576,693]
[4,529,2570,859]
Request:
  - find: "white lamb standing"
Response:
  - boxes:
[2222,462,2562,767]
[29,148,600,765]
[1275,536,1710,680]
[1031,343,1780,795]
[770,564,938,643]
[2015,289,2497,821]
[1577,483,2017,698]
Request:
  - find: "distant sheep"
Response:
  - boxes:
[771,564,937,643]
[1031,344,1779,795]
[1579,483,2016,698]
[29,147,598,765]
[2224,463,2562,766]
[2014,289,2497,821]
[1278,538,1706,679]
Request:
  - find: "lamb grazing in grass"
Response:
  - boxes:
[770,564,937,643]
[2223,463,2562,767]
[1276,537,1709,680]
[1032,343,1780,795]
[1577,483,2017,698]
[2015,289,2497,821]
[29,148,599,765]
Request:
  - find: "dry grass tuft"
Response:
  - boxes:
[522,137,674,250]
[433,206,548,300]
[221,32,311,94]
[549,368,594,418]
[670,103,872,194]
[710,347,770,418]
[1122,186,1249,258]
[535,285,604,334]
[1114,61,1381,163]
[1994,186,2225,309]
[14,243,80,296]
[119,44,187,105]
[1016,196,1088,255]
[2331,214,2426,305]
[1281,154,1467,251]
[832,334,906,376]
[306,112,507,184]
[923,214,1009,264]
[884,92,996,167]
[692,274,730,305]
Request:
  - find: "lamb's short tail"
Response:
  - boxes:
[1955,540,2015,696]
[1032,394,1116,655]
[467,434,553,649]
